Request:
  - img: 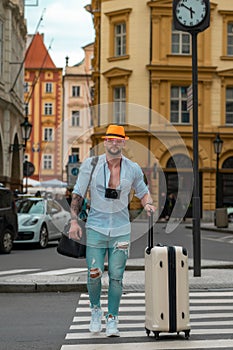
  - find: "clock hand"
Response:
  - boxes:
[181,3,196,19]
[181,3,192,11]
[190,7,195,19]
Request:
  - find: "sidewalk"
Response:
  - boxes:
[0,221,232,293]
[0,258,233,293]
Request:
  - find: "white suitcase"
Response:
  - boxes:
[145,213,191,339]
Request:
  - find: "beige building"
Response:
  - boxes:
[88,0,233,220]
[63,43,94,184]
[0,0,26,190]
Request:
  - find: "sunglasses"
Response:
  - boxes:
[105,138,125,144]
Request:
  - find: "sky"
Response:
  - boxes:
[25,0,94,68]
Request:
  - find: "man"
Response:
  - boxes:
[69,125,156,337]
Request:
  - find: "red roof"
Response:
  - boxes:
[25,33,56,69]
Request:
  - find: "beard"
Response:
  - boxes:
[106,146,122,157]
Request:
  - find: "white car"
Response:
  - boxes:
[14,197,70,248]
[227,207,233,223]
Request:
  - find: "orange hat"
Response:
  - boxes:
[102,125,129,140]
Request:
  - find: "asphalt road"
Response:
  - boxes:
[1,222,233,275]
[0,292,80,350]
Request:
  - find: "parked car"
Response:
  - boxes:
[14,197,71,248]
[227,207,233,222]
[0,186,18,254]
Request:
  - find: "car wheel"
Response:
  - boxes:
[38,224,49,248]
[0,229,13,254]
[228,213,233,223]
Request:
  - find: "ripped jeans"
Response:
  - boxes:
[86,229,130,317]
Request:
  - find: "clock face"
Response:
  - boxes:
[175,0,207,27]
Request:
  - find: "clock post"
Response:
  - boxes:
[173,0,210,277]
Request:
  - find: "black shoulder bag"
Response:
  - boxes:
[57,156,98,259]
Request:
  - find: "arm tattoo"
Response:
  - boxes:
[70,193,84,220]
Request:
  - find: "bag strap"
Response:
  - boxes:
[83,156,99,198]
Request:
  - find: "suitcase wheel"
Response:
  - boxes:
[184,330,190,339]
[153,331,160,340]
[145,328,150,336]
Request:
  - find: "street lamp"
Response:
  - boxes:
[10,116,33,152]
[213,133,223,208]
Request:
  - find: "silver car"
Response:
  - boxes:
[14,197,70,248]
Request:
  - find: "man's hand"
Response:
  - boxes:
[68,220,83,241]
[144,203,156,216]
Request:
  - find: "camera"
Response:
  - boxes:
[105,188,121,199]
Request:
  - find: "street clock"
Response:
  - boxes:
[173,0,210,32]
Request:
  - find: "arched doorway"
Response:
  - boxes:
[220,157,233,207]
[159,154,197,219]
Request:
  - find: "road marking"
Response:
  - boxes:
[0,269,40,276]
[60,340,233,349]
[28,268,87,276]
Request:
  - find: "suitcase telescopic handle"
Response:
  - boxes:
[146,210,154,254]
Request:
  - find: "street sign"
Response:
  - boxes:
[23,161,35,177]
[67,162,80,187]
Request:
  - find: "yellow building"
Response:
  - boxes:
[24,33,63,183]
[88,0,233,221]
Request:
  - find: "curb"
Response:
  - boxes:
[0,282,88,293]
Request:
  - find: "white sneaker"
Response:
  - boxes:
[105,315,120,337]
[89,307,103,333]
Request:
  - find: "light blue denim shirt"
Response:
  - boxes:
[73,154,149,237]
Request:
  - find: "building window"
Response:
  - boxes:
[105,8,131,60]
[0,21,3,75]
[227,23,233,56]
[44,103,53,115]
[24,82,29,93]
[72,86,80,97]
[113,86,126,124]
[115,23,126,57]
[226,87,233,124]
[72,111,80,127]
[43,155,53,169]
[172,25,191,54]
[170,86,190,124]
[45,82,53,93]
[44,128,53,141]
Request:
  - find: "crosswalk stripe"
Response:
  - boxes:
[76,306,146,312]
[60,339,233,349]
[78,298,144,305]
[190,305,233,310]
[65,328,233,339]
[70,320,233,328]
[0,269,40,276]
[189,291,233,297]
[73,315,145,322]
[27,268,87,276]
[192,312,233,318]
